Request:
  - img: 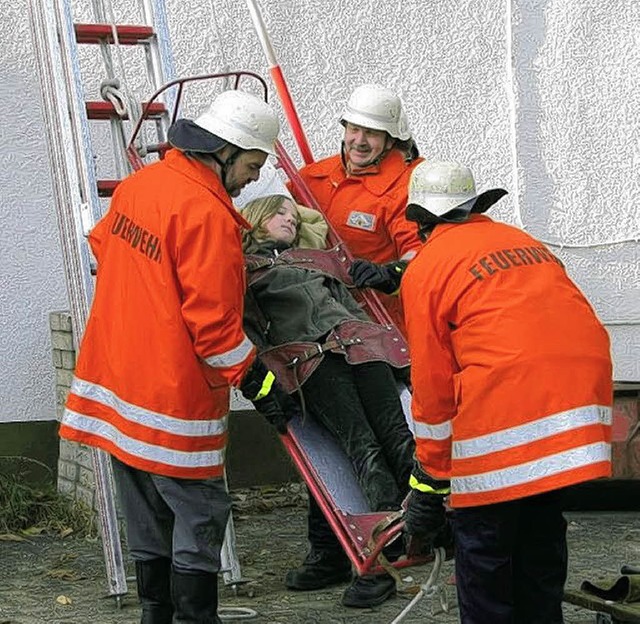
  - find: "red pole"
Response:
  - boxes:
[269,66,314,165]
[246,1,397,329]
[246,0,315,165]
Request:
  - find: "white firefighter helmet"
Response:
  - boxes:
[340,84,411,141]
[406,161,507,224]
[193,90,280,156]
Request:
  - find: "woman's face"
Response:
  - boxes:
[263,199,299,244]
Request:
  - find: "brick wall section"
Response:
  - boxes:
[50,311,97,513]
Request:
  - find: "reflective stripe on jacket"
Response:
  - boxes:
[289,150,424,331]
[59,149,255,479]
[401,215,613,508]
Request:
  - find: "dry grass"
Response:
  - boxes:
[0,457,95,537]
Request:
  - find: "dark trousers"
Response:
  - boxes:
[454,490,568,624]
[301,354,415,550]
[111,456,231,573]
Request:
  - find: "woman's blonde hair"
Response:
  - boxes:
[241,194,301,253]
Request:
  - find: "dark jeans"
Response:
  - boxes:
[301,354,415,550]
[454,490,568,624]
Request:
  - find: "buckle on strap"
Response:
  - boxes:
[287,336,363,368]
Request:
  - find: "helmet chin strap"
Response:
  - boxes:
[211,146,241,190]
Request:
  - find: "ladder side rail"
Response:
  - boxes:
[30,0,128,599]
[28,0,95,324]
[144,0,177,125]
[219,471,243,587]
[57,0,130,599]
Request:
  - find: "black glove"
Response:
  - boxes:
[240,358,300,434]
[349,259,408,294]
[403,466,451,554]
[404,489,447,538]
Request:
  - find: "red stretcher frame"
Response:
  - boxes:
[125,72,433,576]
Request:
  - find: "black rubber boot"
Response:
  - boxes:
[341,573,397,608]
[285,547,352,590]
[285,497,352,590]
[171,567,221,624]
[135,558,173,624]
[342,536,402,609]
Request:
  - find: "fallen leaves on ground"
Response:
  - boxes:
[231,483,307,514]
[46,568,85,581]
[0,533,26,542]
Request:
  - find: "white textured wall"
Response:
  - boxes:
[0,2,68,423]
[510,1,640,381]
[1,0,638,426]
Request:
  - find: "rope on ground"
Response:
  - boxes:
[219,606,258,620]
[389,546,447,624]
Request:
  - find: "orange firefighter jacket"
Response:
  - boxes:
[289,150,424,331]
[401,215,613,508]
[59,149,256,480]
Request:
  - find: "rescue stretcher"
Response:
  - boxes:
[244,246,418,577]
[126,71,439,580]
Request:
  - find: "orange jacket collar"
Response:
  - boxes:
[163,149,252,230]
[307,150,417,197]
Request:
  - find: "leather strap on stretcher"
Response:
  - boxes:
[245,244,354,287]
[258,320,410,395]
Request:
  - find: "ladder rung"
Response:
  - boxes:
[97,180,121,197]
[74,24,154,45]
[86,101,167,120]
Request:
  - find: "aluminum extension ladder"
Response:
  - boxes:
[28,0,243,604]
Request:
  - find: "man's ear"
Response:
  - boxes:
[216,144,236,162]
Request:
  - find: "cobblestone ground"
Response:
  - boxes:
[0,486,639,624]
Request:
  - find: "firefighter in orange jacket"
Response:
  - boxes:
[285,84,423,608]
[60,90,299,624]
[289,83,423,335]
[401,161,613,624]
